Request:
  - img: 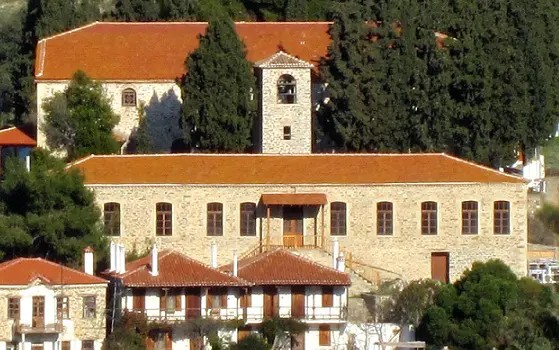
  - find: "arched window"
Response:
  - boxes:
[421,201,437,235]
[377,202,393,235]
[156,202,172,236]
[207,203,223,236]
[330,202,347,236]
[277,75,296,104]
[103,202,120,236]
[122,88,137,107]
[494,201,510,234]
[240,202,256,236]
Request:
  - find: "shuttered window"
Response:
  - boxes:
[319,325,331,346]
[322,286,334,307]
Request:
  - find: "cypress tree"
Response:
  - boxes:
[180,16,256,152]
[284,0,308,20]
[113,0,160,21]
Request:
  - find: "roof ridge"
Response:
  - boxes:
[440,153,524,182]
[39,21,100,43]
[90,21,334,25]
[276,249,349,276]
[65,154,96,170]
[37,257,108,283]
[0,126,17,133]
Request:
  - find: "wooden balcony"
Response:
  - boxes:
[14,319,63,334]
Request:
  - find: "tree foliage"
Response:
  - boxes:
[42,70,120,160]
[180,16,256,152]
[416,260,559,349]
[0,149,107,266]
[104,312,148,350]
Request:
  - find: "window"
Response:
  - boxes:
[7,297,19,319]
[322,286,334,307]
[81,340,94,350]
[103,202,120,236]
[283,126,291,140]
[156,202,172,236]
[121,88,136,107]
[240,202,256,236]
[319,324,331,346]
[160,289,182,312]
[330,202,347,236]
[83,296,96,318]
[277,74,296,104]
[207,288,227,309]
[462,201,478,235]
[57,296,69,319]
[377,202,393,235]
[421,201,437,235]
[207,203,223,236]
[494,201,510,234]
[61,342,71,350]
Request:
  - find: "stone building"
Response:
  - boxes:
[68,153,528,283]
[0,250,107,350]
[34,22,330,152]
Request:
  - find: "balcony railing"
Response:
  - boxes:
[127,306,347,322]
[14,319,63,334]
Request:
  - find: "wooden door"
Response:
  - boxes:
[431,252,449,283]
[133,288,145,312]
[291,286,305,318]
[283,206,304,247]
[186,288,201,319]
[263,286,278,318]
[32,296,45,328]
[240,288,252,319]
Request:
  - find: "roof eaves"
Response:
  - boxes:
[440,153,525,183]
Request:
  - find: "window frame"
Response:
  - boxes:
[81,340,95,350]
[103,202,121,236]
[377,202,394,235]
[7,297,19,320]
[461,201,478,235]
[207,203,223,236]
[57,295,70,319]
[240,202,257,236]
[330,202,347,236]
[156,202,173,236]
[121,88,137,107]
[82,295,96,319]
[421,201,438,235]
[283,126,292,140]
[494,201,511,235]
[277,74,297,104]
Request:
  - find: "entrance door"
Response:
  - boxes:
[283,206,304,247]
[263,286,278,318]
[185,288,201,319]
[32,296,45,328]
[431,252,449,283]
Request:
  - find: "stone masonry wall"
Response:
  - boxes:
[90,182,527,282]
[36,81,182,152]
[259,68,312,154]
[0,284,106,342]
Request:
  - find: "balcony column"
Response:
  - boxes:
[320,204,325,248]
[266,205,270,249]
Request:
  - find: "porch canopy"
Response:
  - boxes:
[261,193,327,206]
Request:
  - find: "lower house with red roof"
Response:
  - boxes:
[105,243,350,350]
[0,249,108,350]
[0,126,36,176]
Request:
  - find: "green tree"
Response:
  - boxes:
[230,334,270,350]
[417,260,559,349]
[42,70,120,161]
[260,317,307,349]
[180,16,256,152]
[284,0,308,20]
[159,0,197,20]
[113,0,160,21]
[0,10,24,125]
[104,312,148,350]
[0,149,107,266]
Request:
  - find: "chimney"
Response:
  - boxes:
[150,244,159,276]
[210,241,218,268]
[233,251,238,277]
[109,241,116,272]
[83,247,94,275]
[118,244,126,274]
[25,155,31,172]
[332,238,339,269]
[337,252,345,272]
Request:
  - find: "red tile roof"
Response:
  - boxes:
[222,249,351,286]
[0,126,37,147]
[0,258,107,285]
[113,250,249,287]
[68,153,524,185]
[35,22,332,81]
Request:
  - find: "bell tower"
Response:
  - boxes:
[255,51,313,154]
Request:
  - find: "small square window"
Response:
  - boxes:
[283,126,291,140]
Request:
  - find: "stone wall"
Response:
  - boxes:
[90,182,527,282]
[259,68,312,154]
[36,81,182,152]
[0,283,106,343]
